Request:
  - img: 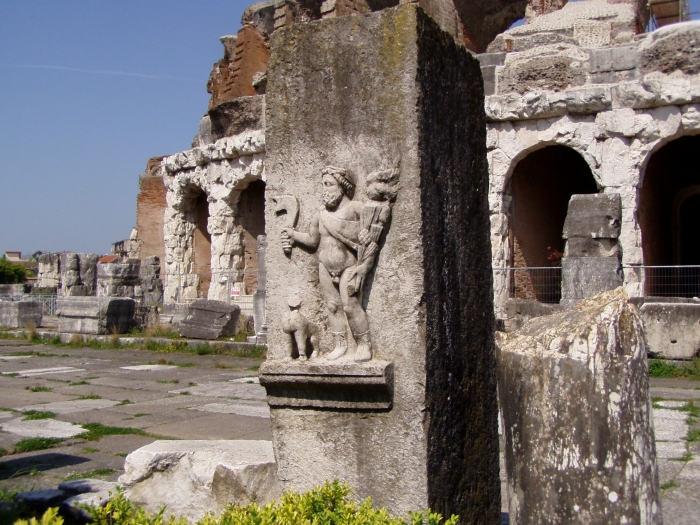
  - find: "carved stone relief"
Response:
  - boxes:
[276,166,399,363]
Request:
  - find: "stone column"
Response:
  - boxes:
[252,235,267,342]
[208,195,243,302]
[560,193,623,307]
[259,6,499,523]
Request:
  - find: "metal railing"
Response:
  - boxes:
[624,265,700,299]
[494,267,562,304]
[0,294,57,315]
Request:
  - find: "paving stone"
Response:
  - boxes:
[120,365,178,371]
[0,418,85,438]
[650,388,700,401]
[189,401,270,418]
[654,409,690,441]
[145,413,272,441]
[656,441,688,459]
[229,376,259,384]
[658,458,685,485]
[656,400,688,409]
[1,367,86,377]
[677,459,700,481]
[169,382,266,400]
[0,356,31,361]
[18,399,122,414]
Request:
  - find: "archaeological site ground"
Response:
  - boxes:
[3,0,700,523]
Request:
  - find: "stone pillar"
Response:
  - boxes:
[252,235,267,342]
[97,260,141,299]
[497,289,661,525]
[259,6,499,522]
[560,194,623,307]
[59,253,99,297]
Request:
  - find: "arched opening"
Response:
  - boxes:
[237,180,266,294]
[640,135,700,297]
[509,145,598,302]
[193,191,212,298]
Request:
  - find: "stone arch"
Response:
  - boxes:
[507,145,599,302]
[639,134,700,297]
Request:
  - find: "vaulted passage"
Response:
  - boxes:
[237,179,266,294]
[640,135,700,296]
[509,145,598,302]
[193,191,212,298]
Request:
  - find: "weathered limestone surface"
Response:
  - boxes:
[179,299,241,340]
[0,301,42,329]
[36,253,60,288]
[119,440,281,521]
[252,235,267,342]
[59,253,98,297]
[561,257,623,306]
[56,297,135,335]
[497,288,661,524]
[263,5,499,522]
[562,194,621,240]
[640,302,700,359]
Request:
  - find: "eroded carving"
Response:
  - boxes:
[282,294,319,361]
[281,166,398,362]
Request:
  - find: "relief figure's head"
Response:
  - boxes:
[321,166,355,209]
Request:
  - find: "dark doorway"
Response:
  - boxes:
[193,191,212,298]
[509,145,598,302]
[237,180,266,294]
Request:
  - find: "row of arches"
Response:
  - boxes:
[508,135,700,301]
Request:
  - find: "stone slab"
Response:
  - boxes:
[120,440,280,521]
[2,366,86,377]
[18,399,122,414]
[179,300,241,340]
[120,365,178,371]
[15,489,66,507]
[169,382,267,401]
[189,401,270,418]
[653,408,689,442]
[58,479,118,495]
[0,418,85,439]
[57,297,135,335]
[641,303,700,360]
[259,360,393,409]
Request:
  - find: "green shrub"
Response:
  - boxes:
[0,258,26,284]
[649,358,700,381]
[77,481,457,525]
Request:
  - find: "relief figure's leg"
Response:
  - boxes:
[340,269,371,362]
[320,263,348,360]
[294,330,308,361]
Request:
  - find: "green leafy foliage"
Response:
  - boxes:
[649,358,700,381]
[77,481,458,525]
[0,259,27,284]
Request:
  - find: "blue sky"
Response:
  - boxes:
[0,1,249,256]
[1,1,699,257]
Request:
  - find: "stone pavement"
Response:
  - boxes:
[0,340,699,522]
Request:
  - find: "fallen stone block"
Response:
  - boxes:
[640,302,700,359]
[60,491,113,522]
[162,303,190,326]
[58,479,118,496]
[179,300,240,340]
[497,288,661,524]
[57,297,135,335]
[119,440,281,521]
[0,301,42,329]
[14,489,66,509]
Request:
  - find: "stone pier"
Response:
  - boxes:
[259,5,499,523]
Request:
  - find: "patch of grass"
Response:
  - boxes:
[155,379,179,384]
[679,400,700,418]
[661,480,678,490]
[194,345,214,356]
[82,447,100,454]
[179,391,190,396]
[21,411,55,420]
[134,413,150,418]
[117,400,133,406]
[6,437,65,455]
[247,365,260,371]
[176,362,196,368]
[113,452,127,457]
[25,386,51,393]
[188,382,196,386]
[3,373,19,377]
[77,394,101,400]
[214,361,233,369]
[649,358,700,381]
[69,380,89,386]
[0,487,18,502]
[83,377,99,380]
[687,429,700,443]
[63,468,116,481]
[78,423,147,441]
[0,407,15,412]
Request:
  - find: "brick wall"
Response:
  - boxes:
[136,157,166,273]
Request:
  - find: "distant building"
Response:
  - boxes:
[5,251,21,262]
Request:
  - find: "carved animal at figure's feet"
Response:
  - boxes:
[354,331,372,362]
[282,295,318,361]
[325,331,348,360]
